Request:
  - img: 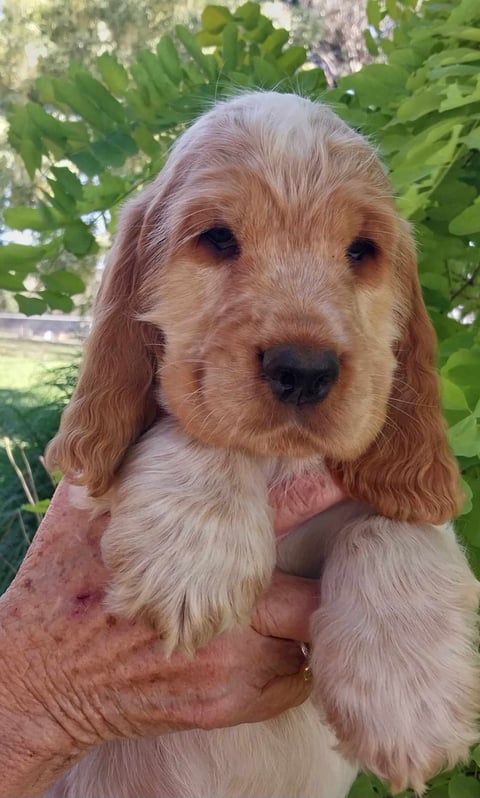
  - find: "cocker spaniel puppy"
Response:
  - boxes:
[46,92,479,798]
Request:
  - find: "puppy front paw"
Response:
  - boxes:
[105,537,273,655]
[312,647,477,794]
[101,427,276,656]
[310,516,480,794]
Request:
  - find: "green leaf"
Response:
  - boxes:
[428,785,453,798]
[262,29,289,56]
[253,57,281,87]
[471,744,480,767]
[42,270,85,295]
[176,25,217,80]
[196,30,222,47]
[448,0,480,26]
[108,130,138,157]
[80,175,128,212]
[365,29,379,57]
[234,2,260,30]
[132,127,159,157]
[202,5,232,34]
[0,244,46,267]
[294,68,327,96]
[440,82,480,112]
[244,14,274,43]
[442,376,470,411]
[39,290,74,313]
[69,149,103,178]
[447,774,480,798]
[26,103,69,142]
[50,166,83,200]
[463,129,480,150]
[15,294,48,316]
[397,88,443,121]
[366,0,382,28]
[451,27,480,44]
[4,206,56,232]
[277,46,307,75]
[53,78,113,133]
[97,53,129,94]
[35,76,56,104]
[63,221,96,257]
[460,478,473,515]
[222,23,240,71]
[22,499,51,514]
[386,0,400,19]
[156,35,183,85]
[0,273,26,291]
[74,72,127,124]
[347,773,388,798]
[19,137,42,179]
[46,177,76,214]
[449,202,480,235]
[340,64,408,109]
[138,50,177,100]
[448,415,480,457]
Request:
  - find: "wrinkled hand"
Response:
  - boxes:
[0,473,342,798]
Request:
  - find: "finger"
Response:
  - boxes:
[257,637,307,680]
[252,571,319,642]
[250,670,313,722]
[271,472,346,537]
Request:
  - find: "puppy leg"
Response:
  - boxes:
[101,421,275,655]
[310,516,480,794]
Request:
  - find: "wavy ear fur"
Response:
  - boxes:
[333,223,463,524]
[46,188,163,496]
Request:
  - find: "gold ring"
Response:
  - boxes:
[300,642,312,681]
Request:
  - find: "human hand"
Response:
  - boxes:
[0,473,342,797]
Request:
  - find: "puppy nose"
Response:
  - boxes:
[261,346,340,406]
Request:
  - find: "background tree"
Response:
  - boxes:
[0,0,207,311]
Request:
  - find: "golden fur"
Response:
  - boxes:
[45,92,478,798]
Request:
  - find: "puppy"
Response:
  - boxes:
[46,92,479,798]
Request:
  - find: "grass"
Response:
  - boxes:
[0,337,80,591]
[0,337,79,394]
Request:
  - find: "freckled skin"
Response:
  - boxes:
[0,477,339,798]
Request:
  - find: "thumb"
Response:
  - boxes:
[252,571,319,642]
[271,472,346,538]
[253,670,313,721]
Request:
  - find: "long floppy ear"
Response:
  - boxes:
[333,223,463,524]
[46,189,162,496]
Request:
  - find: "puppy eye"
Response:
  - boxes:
[347,238,378,265]
[199,227,240,257]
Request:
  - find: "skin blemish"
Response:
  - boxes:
[72,589,103,615]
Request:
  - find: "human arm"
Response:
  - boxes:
[0,477,336,797]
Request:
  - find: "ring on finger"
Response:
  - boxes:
[300,642,312,682]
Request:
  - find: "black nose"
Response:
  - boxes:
[261,346,340,406]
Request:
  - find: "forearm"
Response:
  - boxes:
[0,609,87,798]
[0,736,76,798]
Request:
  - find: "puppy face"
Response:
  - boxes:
[141,94,400,461]
[48,92,462,523]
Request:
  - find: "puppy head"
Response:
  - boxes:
[47,92,462,522]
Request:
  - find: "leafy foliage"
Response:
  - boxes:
[0,359,78,593]
[1,3,327,316]
[1,1,480,794]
